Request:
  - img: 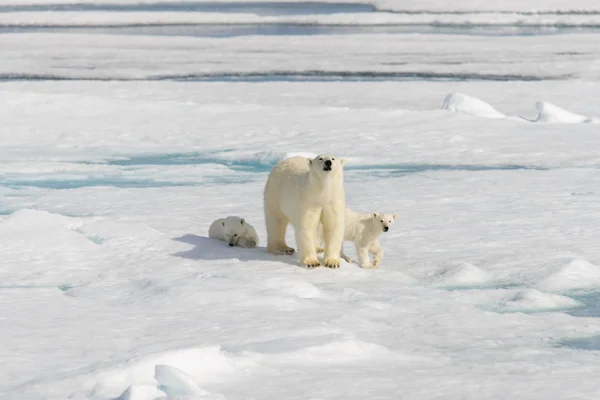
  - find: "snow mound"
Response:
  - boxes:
[115,384,164,400]
[533,101,596,123]
[93,346,251,399]
[536,258,600,293]
[499,289,581,313]
[154,365,225,399]
[442,92,505,119]
[432,262,494,288]
[0,209,101,278]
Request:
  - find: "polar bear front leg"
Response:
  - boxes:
[237,237,257,248]
[321,205,344,269]
[355,241,374,268]
[369,239,383,267]
[297,208,322,268]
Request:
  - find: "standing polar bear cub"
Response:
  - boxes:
[208,216,259,248]
[319,210,395,268]
[264,154,346,268]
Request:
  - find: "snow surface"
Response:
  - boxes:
[4,1,600,399]
[3,31,600,82]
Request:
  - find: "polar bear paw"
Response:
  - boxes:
[323,258,341,269]
[269,244,295,255]
[302,257,321,269]
[360,263,378,269]
[280,246,295,255]
[238,238,257,248]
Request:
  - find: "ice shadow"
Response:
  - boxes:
[172,234,299,267]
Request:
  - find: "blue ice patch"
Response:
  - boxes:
[557,336,600,351]
[567,292,600,318]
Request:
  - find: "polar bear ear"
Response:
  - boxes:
[392,214,396,220]
[372,212,377,219]
[339,158,345,166]
[240,218,245,225]
[307,157,312,165]
[221,221,225,227]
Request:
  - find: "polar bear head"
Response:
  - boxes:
[308,154,345,178]
[221,216,247,246]
[372,213,396,233]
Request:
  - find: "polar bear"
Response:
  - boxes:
[318,209,395,268]
[208,216,259,248]
[264,154,346,269]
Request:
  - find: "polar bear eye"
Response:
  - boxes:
[332,158,335,160]
[319,158,323,161]
[380,220,383,223]
[234,234,238,237]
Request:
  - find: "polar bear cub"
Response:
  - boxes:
[264,154,346,269]
[208,216,259,248]
[319,209,396,268]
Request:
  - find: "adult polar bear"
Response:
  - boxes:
[264,154,345,268]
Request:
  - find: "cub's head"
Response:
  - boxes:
[221,217,246,246]
[372,213,396,233]
[308,154,345,177]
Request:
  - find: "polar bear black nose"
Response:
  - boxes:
[324,160,332,167]
[229,243,234,247]
[383,226,389,232]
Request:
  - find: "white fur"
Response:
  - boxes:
[263,154,346,268]
[319,209,396,268]
[208,216,259,248]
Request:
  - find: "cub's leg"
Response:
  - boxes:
[369,239,383,267]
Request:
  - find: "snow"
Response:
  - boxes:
[536,259,600,293]
[430,262,494,288]
[442,92,505,119]
[534,101,598,123]
[4,1,600,399]
[499,289,583,313]
[3,32,600,81]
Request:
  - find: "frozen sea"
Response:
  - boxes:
[3,1,600,399]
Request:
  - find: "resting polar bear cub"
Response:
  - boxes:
[318,209,396,268]
[264,154,346,269]
[208,216,259,248]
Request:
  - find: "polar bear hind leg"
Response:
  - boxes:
[340,248,351,263]
[265,211,295,255]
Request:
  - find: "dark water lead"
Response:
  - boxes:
[0,70,565,83]
[0,2,374,15]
